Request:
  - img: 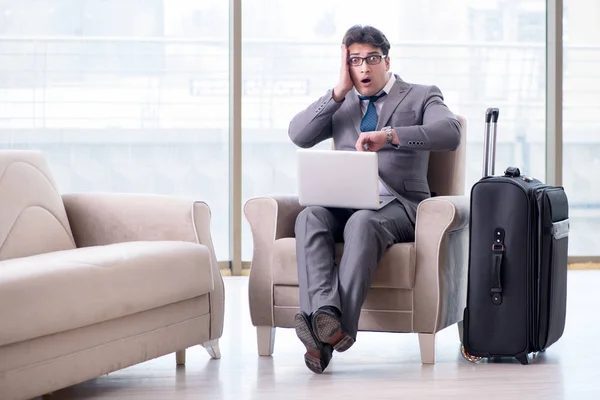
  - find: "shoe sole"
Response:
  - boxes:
[313,312,354,352]
[294,313,325,374]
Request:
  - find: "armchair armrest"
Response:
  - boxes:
[62,192,224,339]
[412,195,470,334]
[243,195,305,327]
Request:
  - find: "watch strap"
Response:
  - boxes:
[383,126,400,149]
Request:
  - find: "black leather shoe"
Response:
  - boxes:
[294,311,333,374]
[312,307,355,352]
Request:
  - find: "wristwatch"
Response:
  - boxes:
[383,126,400,149]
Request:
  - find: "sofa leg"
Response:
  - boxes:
[202,339,221,359]
[176,349,186,365]
[418,333,436,364]
[257,326,276,356]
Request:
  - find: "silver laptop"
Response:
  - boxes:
[296,149,396,210]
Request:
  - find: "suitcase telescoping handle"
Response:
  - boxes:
[482,107,499,177]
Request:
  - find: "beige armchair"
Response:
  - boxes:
[244,115,468,364]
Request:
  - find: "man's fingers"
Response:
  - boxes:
[356,134,370,151]
[355,136,365,151]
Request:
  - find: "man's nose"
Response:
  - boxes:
[361,62,371,73]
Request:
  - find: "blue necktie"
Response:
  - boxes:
[359,92,387,132]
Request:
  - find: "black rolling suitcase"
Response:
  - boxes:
[461,108,570,365]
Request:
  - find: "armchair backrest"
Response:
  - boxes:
[427,115,467,197]
[0,150,76,261]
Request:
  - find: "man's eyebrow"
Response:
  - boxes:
[349,51,380,56]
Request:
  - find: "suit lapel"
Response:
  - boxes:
[343,93,363,136]
[376,77,411,130]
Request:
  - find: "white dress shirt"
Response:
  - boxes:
[358,71,396,118]
[356,72,396,196]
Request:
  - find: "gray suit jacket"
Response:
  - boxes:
[288,75,462,224]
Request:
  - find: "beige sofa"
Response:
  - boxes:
[0,150,225,400]
[244,115,468,364]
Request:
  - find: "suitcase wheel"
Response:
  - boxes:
[460,345,483,363]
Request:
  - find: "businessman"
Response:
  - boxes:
[288,25,461,374]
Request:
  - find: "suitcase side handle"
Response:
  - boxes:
[491,227,505,306]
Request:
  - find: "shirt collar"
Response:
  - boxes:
[381,72,395,95]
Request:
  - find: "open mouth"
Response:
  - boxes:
[361,78,372,84]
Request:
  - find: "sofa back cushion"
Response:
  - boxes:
[0,150,76,261]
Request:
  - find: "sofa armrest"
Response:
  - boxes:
[243,195,305,327]
[62,192,224,339]
[63,193,202,245]
[412,195,470,334]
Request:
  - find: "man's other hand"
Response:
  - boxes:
[332,45,354,103]
[356,130,389,152]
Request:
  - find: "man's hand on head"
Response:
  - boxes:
[355,129,398,152]
[332,44,354,103]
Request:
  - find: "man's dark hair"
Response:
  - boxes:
[342,25,391,56]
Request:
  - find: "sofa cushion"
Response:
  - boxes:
[272,238,415,289]
[0,241,214,347]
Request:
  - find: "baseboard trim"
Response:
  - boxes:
[219,261,600,275]
[219,261,251,276]
[568,263,600,270]
[219,268,249,276]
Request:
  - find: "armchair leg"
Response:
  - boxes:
[202,339,221,359]
[418,333,436,364]
[176,350,186,365]
[257,326,276,356]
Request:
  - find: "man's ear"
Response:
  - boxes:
[385,56,390,71]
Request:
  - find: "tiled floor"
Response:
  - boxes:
[37,271,600,399]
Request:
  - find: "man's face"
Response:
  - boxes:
[347,43,390,97]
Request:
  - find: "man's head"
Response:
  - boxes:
[342,25,391,97]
